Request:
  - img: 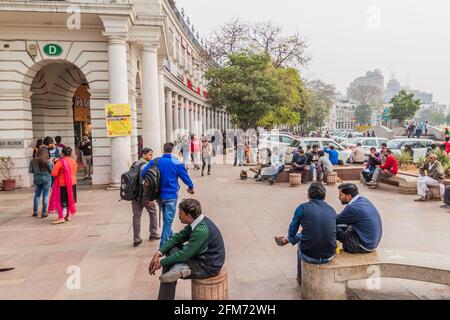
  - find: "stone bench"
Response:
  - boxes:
[301,249,450,300]
[191,266,228,300]
[360,172,418,195]
[277,165,364,183]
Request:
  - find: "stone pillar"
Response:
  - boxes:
[165,88,173,142]
[140,44,162,153]
[202,106,206,135]
[102,17,132,188]
[179,95,185,131]
[173,92,179,133]
[159,66,166,144]
[184,98,190,134]
[189,101,194,135]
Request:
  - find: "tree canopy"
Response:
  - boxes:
[354,104,372,125]
[301,79,335,129]
[207,19,310,68]
[389,90,421,124]
[205,53,308,130]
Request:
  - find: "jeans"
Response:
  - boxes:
[33,177,51,215]
[158,199,178,247]
[237,147,245,165]
[182,151,190,168]
[361,167,376,183]
[309,164,316,181]
[297,245,334,279]
[158,246,217,300]
[271,165,285,180]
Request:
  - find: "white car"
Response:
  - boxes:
[285,138,352,164]
[342,137,390,156]
[387,139,434,162]
[258,133,295,157]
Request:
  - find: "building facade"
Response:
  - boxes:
[0,0,230,188]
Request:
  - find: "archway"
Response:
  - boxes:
[30,62,92,184]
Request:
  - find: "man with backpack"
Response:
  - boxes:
[141,142,195,247]
[121,148,160,247]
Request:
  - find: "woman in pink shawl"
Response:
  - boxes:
[49,147,78,225]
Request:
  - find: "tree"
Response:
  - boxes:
[349,83,383,107]
[302,79,335,129]
[446,113,450,125]
[205,53,292,130]
[207,19,310,68]
[389,90,421,124]
[354,104,372,125]
[431,111,446,125]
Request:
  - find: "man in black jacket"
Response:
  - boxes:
[289,149,307,183]
[79,134,92,180]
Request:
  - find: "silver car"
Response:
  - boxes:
[387,139,434,162]
[285,138,352,164]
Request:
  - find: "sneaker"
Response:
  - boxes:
[41,213,48,218]
[133,239,143,247]
[366,180,377,186]
[207,172,211,175]
[51,219,65,225]
[32,213,38,217]
[159,264,191,283]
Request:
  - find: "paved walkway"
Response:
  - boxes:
[0,164,449,300]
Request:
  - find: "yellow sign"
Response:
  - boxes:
[105,104,132,137]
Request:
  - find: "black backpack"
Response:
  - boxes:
[142,158,161,202]
[120,161,145,201]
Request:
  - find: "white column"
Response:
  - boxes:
[102,28,132,187]
[165,89,173,142]
[184,98,190,134]
[179,96,185,131]
[141,44,162,153]
[173,92,179,133]
[159,67,166,144]
[189,101,194,134]
[202,106,206,135]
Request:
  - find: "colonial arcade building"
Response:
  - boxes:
[0,0,230,188]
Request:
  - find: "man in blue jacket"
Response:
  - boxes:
[324,145,339,165]
[336,183,382,253]
[275,182,337,286]
[142,142,195,247]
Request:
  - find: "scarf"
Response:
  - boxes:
[48,158,76,218]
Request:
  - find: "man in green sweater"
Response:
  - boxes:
[149,199,225,300]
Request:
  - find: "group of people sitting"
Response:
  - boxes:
[275,182,382,286]
[254,144,339,185]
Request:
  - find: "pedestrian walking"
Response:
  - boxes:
[141,142,195,247]
[201,137,213,177]
[131,148,160,247]
[79,134,92,180]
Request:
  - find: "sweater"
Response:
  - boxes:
[288,199,337,260]
[419,161,445,183]
[380,154,398,175]
[141,153,193,200]
[336,196,382,250]
[324,148,339,165]
[159,217,225,274]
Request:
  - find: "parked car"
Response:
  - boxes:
[341,137,390,156]
[285,138,352,164]
[258,133,295,157]
[387,138,434,162]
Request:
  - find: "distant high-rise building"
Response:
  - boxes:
[384,78,401,102]
[347,69,384,106]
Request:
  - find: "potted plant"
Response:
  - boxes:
[0,156,16,191]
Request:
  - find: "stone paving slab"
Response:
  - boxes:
[0,164,449,300]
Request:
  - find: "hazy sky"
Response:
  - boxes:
[176,0,450,104]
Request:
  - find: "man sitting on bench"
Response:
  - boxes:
[367,149,398,189]
[149,199,225,300]
[336,183,382,253]
[275,183,337,286]
[289,149,307,183]
[415,153,445,202]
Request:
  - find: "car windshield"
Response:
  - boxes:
[387,140,403,149]
[290,140,301,148]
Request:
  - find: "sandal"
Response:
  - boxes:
[52,219,66,225]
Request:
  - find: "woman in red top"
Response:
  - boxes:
[443,137,450,154]
[49,147,78,224]
[191,134,201,170]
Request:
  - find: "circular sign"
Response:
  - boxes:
[43,44,63,56]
